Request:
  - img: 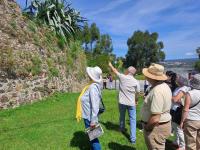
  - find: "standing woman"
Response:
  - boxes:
[180,74,200,150]
[76,66,103,150]
[171,75,190,150]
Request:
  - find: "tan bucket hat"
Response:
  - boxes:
[142,63,167,81]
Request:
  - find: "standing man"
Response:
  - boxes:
[108,74,113,89]
[109,62,140,144]
[141,63,172,150]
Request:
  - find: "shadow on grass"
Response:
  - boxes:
[100,121,119,131]
[101,121,130,141]
[108,142,136,150]
[70,131,90,150]
[165,139,177,150]
[136,120,143,130]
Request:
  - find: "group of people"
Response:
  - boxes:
[102,74,113,89]
[76,62,200,150]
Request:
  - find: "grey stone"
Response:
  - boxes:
[0,90,5,93]
[0,95,9,103]
[12,92,18,97]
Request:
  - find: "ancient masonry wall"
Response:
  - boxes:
[0,75,83,109]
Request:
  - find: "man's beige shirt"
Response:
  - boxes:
[141,82,172,122]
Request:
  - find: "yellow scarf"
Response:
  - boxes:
[76,83,91,122]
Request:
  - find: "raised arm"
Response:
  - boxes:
[172,91,184,103]
[108,62,119,75]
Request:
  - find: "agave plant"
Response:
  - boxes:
[24,0,86,41]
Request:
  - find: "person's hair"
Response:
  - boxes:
[166,71,178,92]
[176,74,189,87]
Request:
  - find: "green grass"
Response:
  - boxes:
[135,74,145,80]
[0,90,174,150]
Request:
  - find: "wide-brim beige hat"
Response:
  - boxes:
[142,63,167,81]
[86,66,102,83]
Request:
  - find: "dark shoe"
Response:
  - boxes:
[119,128,127,133]
[130,140,136,144]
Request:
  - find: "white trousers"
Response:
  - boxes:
[172,122,185,149]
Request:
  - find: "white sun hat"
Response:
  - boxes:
[86,66,102,83]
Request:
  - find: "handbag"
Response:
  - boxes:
[170,105,183,125]
[98,97,105,115]
[171,99,200,125]
[85,123,104,141]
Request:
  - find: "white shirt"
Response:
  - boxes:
[117,73,140,106]
[187,89,200,120]
[171,86,191,111]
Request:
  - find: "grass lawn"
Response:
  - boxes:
[135,74,145,80]
[0,90,175,150]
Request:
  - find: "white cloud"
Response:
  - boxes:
[70,0,200,59]
[84,0,132,17]
[185,52,196,56]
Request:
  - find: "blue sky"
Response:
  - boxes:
[16,0,200,60]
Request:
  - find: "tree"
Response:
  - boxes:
[99,34,113,54]
[195,61,200,72]
[125,30,165,71]
[87,54,110,73]
[90,23,100,51]
[196,47,200,59]
[195,47,200,72]
[82,22,91,50]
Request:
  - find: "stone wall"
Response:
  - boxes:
[0,75,86,109]
[0,0,88,109]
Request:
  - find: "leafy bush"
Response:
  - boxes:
[195,60,200,72]
[27,20,37,32]
[31,55,42,75]
[0,47,15,76]
[57,36,66,50]
[49,67,59,77]
[10,21,17,29]
[57,55,66,65]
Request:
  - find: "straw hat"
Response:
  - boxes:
[86,66,102,83]
[190,74,200,90]
[142,63,167,81]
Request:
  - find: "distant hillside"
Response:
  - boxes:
[160,58,199,78]
[164,58,198,62]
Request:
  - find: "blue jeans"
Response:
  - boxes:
[119,104,136,142]
[84,119,101,150]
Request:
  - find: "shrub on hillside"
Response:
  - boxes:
[195,60,200,72]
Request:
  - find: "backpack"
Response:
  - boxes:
[171,99,200,125]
